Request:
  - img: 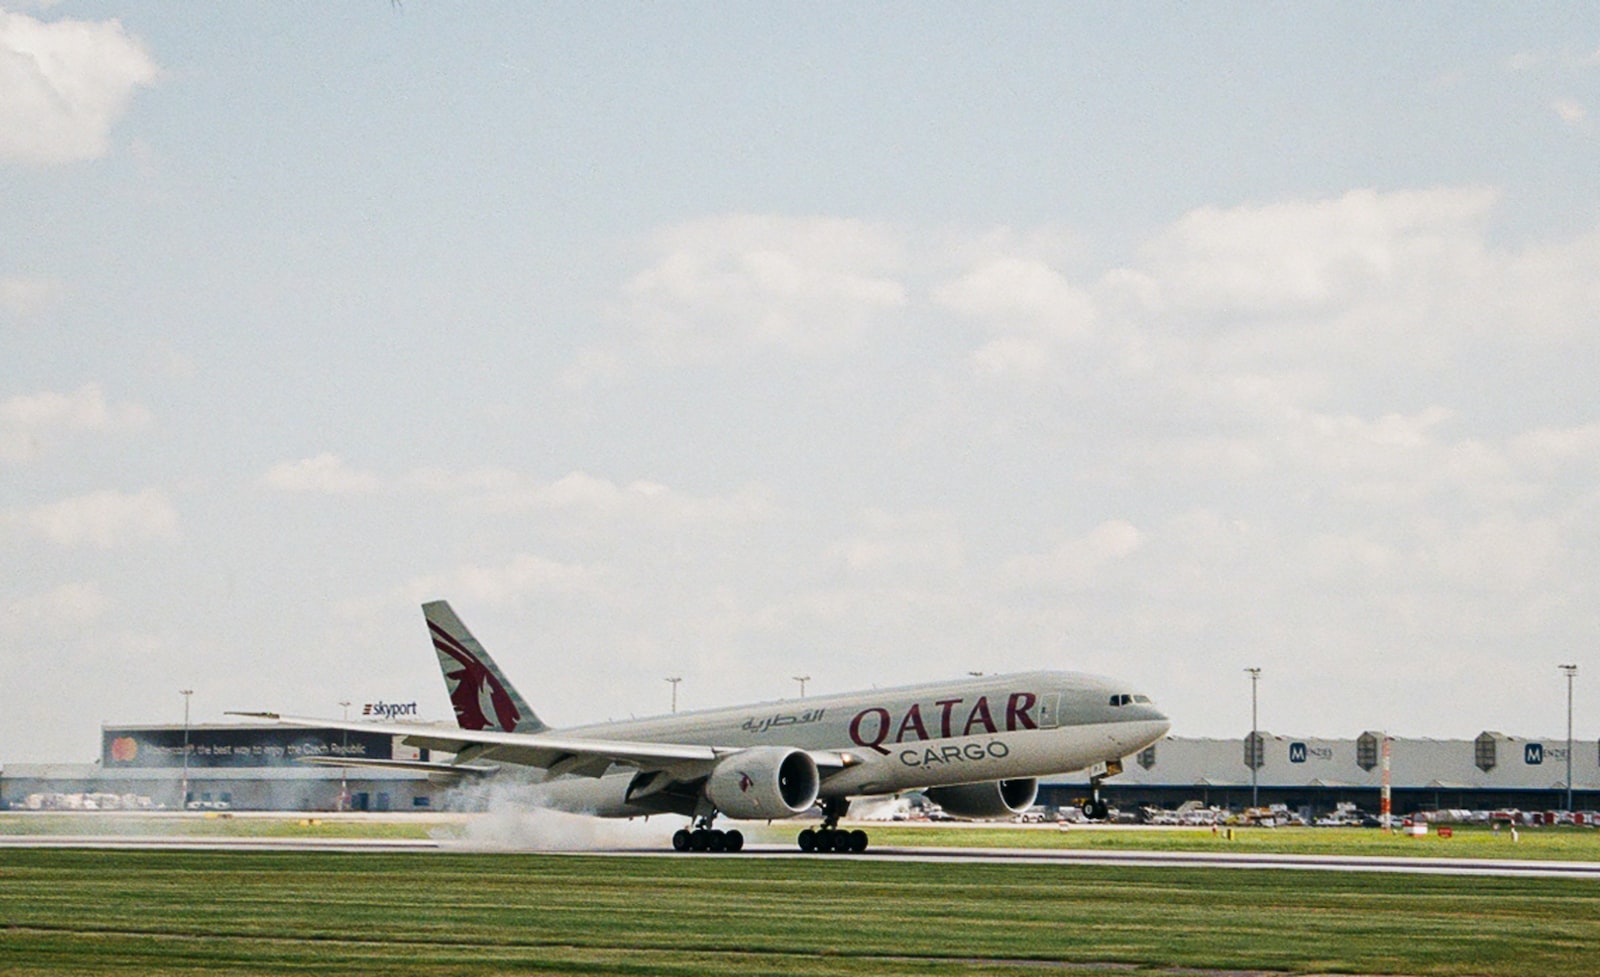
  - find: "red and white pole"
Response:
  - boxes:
[1381,734,1392,832]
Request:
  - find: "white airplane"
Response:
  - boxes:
[244,600,1170,853]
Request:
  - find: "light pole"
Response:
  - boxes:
[338,700,351,813]
[792,675,810,698]
[1560,664,1577,812]
[179,688,193,810]
[1245,668,1261,809]
[666,677,681,713]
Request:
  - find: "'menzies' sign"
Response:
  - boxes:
[849,693,1041,755]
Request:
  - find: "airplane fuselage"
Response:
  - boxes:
[508,670,1168,818]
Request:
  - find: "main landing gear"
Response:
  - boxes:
[672,815,744,853]
[797,798,868,854]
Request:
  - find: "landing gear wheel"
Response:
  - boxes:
[795,797,869,852]
[724,829,744,852]
[1082,799,1109,821]
[672,828,692,851]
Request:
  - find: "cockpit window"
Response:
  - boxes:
[1109,693,1154,707]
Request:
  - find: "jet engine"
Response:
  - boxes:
[704,747,820,820]
[922,778,1038,819]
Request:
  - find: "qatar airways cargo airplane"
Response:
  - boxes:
[243,600,1169,853]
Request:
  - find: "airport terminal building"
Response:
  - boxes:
[1,723,449,812]
[3,723,1597,816]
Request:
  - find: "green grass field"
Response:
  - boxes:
[853,822,1600,861]
[2,848,1598,976]
[5,813,1597,861]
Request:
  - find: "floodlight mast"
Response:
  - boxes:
[1560,664,1577,813]
[179,689,194,810]
[1245,667,1261,809]
[339,700,351,813]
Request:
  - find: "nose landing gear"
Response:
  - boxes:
[1081,770,1112,821]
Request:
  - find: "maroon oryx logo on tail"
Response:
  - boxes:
[430,621,521,731]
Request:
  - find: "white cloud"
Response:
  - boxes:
[17,488,179,548]
[0,9,158,165]
[1510,421,1600,468]
[933,256,1097,338]
[404,554,605,607]
[970,336,1055,379]
[832,509,964,579]
[0,275,65,318]
[999,520,1145,592]
[0,582,109,639]
[263,454,382,495]
[1137,186,1499,319]
[578,215,907,380]
[0,383,150,464]
[1553,98,1588,127]
[407,467,775,526]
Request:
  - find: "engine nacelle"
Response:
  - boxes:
[704,747,820,820]
[923,778,1039,820]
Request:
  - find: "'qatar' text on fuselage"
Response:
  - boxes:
[848,692,1041,755]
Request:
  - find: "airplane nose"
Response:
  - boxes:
[1119,716,1170,754]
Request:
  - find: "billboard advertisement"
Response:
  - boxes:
[102,726,395,769]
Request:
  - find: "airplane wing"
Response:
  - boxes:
[296,755,500,776]
[230,712,858,780]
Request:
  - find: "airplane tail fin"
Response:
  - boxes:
[423,600,547,734]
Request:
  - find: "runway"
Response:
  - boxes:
[4,833,1598,878]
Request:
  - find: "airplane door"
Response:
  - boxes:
[1037,692,1060,729]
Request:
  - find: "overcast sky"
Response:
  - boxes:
[4,3,1598,763]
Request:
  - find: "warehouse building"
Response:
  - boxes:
[1042,730,1600,815]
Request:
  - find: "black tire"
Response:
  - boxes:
[690,829,711,851]
[848,829,869,853]
[725,829,744,852]
[815,829,836,853]
[797,828,817,852]
[672,828,691,852]
[708,830,727,852]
